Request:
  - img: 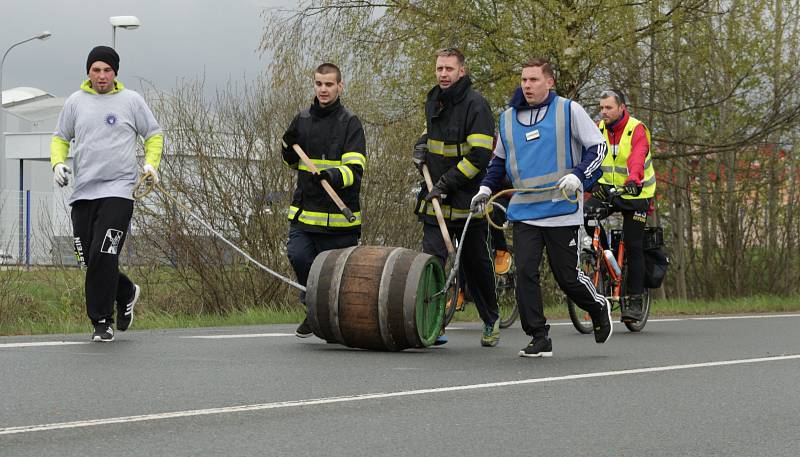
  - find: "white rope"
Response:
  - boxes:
[134,175,306,292]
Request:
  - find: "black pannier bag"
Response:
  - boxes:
[643,227,668,288]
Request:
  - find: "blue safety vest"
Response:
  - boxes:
[499,96,580,221]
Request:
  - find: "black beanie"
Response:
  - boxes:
[86,46,120,75]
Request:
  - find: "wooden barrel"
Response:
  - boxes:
[306,246,445,351]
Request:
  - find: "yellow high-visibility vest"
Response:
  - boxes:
[598,116,656,199]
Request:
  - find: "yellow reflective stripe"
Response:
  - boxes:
[427,139,470,157]
[422,203,484,220]
[288,206,362,227]
[337,166,354,187]
[298,159,341,172]
[466,133,493,150]
[283,160,299,169]
[341,152,366,168]
[457,158,480,179]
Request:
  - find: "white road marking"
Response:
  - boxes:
[449,314,800,329]
[2,315,798,348]
[2,353,798,436]
[689,314,800,320]
[180,333,294,339]
[0,342,87,349]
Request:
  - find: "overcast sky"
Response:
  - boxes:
[1,0,292,98]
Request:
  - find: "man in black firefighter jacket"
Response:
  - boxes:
[412,48,500,347]
[281,63,367,338]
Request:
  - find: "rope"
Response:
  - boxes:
[132,172,307,292]
[484,186,578,230]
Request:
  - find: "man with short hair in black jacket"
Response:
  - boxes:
[281,63,367,338]
[412,48,499,347]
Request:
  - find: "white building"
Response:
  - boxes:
[1,87,72,265]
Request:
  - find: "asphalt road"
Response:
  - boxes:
[2,314,799,457]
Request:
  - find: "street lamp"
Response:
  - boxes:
[110,16,140,49]
[0,31,52,190]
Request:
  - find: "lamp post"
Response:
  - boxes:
[0,31,51,191]
[109,16,140,48]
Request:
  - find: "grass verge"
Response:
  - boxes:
[2,265,798,337]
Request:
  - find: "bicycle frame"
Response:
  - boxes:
[587,218,625,301]
[586,187,631,302]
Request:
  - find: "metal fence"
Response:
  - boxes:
[0,189,74,266]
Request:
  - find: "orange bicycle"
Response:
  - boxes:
[567,189,660,333]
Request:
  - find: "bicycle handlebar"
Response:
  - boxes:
[585,186,630,221]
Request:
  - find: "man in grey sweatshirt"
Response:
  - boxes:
[51,46,163,342]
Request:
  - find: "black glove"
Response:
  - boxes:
[282,128,300,150]
[425,180,448,202]
[623,179,642,197]
[591,184,609,202]
[412,143,427,172]
[312,169,335,187]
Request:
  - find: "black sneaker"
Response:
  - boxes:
[117,284,140,331]
[92,323,114,342]
[519,337,553,358]
[592,299,613,343]
[295,319,313,338]
[621,295,644,322]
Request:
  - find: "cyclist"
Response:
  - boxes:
[471,58,612,358]
[588,89,656,322]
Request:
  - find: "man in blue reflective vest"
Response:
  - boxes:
[471,58,613,357]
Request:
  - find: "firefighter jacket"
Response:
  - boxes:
[597,113,656,200]
[415,75,494,227]
[281,98,366,233]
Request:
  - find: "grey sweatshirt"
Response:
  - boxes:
[53,81,162,204]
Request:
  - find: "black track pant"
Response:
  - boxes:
[71,198,136,326]
[422,221,499,325]
[513,223,606,338]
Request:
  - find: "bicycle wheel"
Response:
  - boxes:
[442,273,460,327]
[497,263,518,328]
[567,251,604,334]
[623,288,651,332]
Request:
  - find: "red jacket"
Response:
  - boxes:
[599,110,650,185]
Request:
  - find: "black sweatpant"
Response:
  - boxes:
[286,225,360,304]
[422,221,499,325]
[513,223,606,338]
[71,197,136,326]
[584,197,649,295]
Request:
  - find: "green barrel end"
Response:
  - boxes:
[414,256,445,347]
